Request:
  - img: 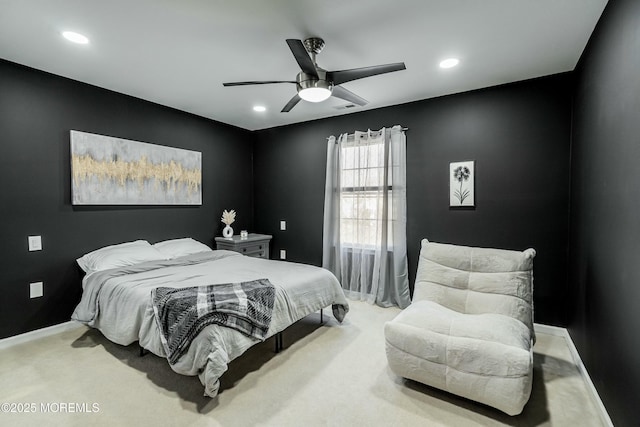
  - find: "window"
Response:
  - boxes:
[339,135,397,248]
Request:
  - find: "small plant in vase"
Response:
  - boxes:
[221,209,236,238]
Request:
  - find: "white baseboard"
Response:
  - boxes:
[0,321,85,351]
[534,323,613,427]
[534,322,566,337]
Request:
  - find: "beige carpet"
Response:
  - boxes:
[0,301,605,426]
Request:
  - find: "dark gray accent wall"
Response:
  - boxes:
[569,0,640,424]
[0,59,254,339]
[254,73,573,326]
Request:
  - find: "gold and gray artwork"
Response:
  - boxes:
[70,130,202,205]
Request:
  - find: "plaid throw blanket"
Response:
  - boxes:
[151,279,275,364]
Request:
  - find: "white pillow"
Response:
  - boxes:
[153,238,212,259]
[77,240,167,273]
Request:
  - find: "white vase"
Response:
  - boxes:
[223,225,233,238]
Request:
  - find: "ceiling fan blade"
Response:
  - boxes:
[223,81,295,86]
[327,62,406,85]
[286,39,318,78]
[331,85,368,106]
[281,94,301,113]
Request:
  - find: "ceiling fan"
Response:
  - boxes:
[223,37,406,112]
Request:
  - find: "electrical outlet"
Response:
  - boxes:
[280,249,286,260]
[28,235,42,251]
[30,282,43,298]
[280,220,286,231]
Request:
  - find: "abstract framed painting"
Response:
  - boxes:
[70,130,202,205]
[449,160,475,207]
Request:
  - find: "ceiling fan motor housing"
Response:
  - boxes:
[296,70,332,90]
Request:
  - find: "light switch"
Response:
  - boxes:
[280,249,286,260]
[28,235,42,251]
[30,282,43,298]
[280,220,286,231]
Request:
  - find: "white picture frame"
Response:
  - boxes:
[449,160,475,207]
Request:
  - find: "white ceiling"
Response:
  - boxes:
[0,0,608,131]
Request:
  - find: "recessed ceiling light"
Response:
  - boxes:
[62,31,89,45]
[253,105,266,112]
[439,58,459,69]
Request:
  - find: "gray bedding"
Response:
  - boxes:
[72,250,349,397]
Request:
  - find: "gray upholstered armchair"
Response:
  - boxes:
[384,239,536,415]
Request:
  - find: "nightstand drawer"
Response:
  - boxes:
[239,243,268,258]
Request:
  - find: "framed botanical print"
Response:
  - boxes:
[450,160,475,207]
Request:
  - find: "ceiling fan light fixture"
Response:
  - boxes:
[297,78,333,103]
[299,87,332,103]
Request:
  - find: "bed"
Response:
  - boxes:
[71,238,349,397]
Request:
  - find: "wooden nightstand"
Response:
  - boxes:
[214,233,272,259]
